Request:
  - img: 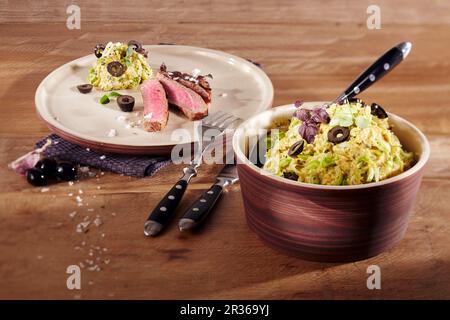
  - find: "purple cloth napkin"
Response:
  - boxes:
[35,134,171,177]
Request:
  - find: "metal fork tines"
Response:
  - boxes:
[143,110,241,237]
[190,111,240,169]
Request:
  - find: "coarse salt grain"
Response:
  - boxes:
[99,155,106,160]
[68,181,74,186]
[78,189,83,194]
[93,217,103,227]
[68,193,73,197]
[76,221,90,233]
[76,196,83,203]
[69,211,77,218]
[40,187,50,193]
[107,129,117,137]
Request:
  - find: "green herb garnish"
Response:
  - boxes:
[124,45,134,66]
[99,94,110,104]
[99,92,122,104]
[109,91,121,97]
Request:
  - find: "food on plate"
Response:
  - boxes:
[157,63,212,120]
[99,91,121,105]
[263,99,415,185]
[116,95,135,112]
[77,84,93,94]
[140,79,169,132]
[86,42,213,131]
[88,41,152,91]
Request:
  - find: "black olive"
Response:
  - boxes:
[283,172,299,181]
[107,61,126,77]
[128,40,142,52]
[348,97,364,105]
[35,158,57,178]
[117,95,135,112]
[370,103,388,119]
[26,168,47,186]
[94,44,105,58]
[77,84,93,94]
[128,40,148,58]
[287,140,304,157]
[328,126,350,144]
[56,162,77,181]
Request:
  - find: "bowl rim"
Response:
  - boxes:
[232,103,430,190]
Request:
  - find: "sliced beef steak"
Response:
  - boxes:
[140,79,169,132]
[156,72,210,121]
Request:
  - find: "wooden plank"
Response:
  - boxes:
[0,0,449,299]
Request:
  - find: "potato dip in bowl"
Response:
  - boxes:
[263,100,414,185]
[232,102,429,262]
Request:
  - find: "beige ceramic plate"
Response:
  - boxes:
[35,45,273,155]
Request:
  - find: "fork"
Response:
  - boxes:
[144,111,240,236]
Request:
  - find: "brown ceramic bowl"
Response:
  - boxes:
[232,103,430,262]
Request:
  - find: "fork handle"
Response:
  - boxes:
[178,184,224,231]
[144,179,188,236]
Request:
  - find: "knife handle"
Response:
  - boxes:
[144,179,188,237]
[336,42,411,103]
[178,184,224,231]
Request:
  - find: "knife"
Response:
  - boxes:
[178,163,238,231]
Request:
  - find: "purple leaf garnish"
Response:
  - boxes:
[310,107,330,124]
[295,108,311,122]
[294,100,303,108]
[8,139,52,175]
[299,123,319,143]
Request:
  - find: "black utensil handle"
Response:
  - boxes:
[147,179,188,226]
[180,184,224,228]
[337,42,410,102]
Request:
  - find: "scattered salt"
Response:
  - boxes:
[76,221,90,233]
[68,193,73,197]
[68,181,74,186]
[192,68,201,77]
[78,189,83,194]
[107,129,117,137]
[99,155,106,160]
[80,167,89,173]
[40,187,50,193]
[93,217,103,227]
[69,211,77,218]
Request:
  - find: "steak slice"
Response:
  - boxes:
[140,79,169,132]
[156,72,210,121]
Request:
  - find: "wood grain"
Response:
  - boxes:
[0,0,449,299]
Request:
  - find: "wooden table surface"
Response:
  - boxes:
[1,0,449,299]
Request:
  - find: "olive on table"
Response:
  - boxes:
[26,168,47,186]
[117,95,135,112]
[35,158,57,177]
[55,162,77,181]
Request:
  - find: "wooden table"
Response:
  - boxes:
[1,0,449,299]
